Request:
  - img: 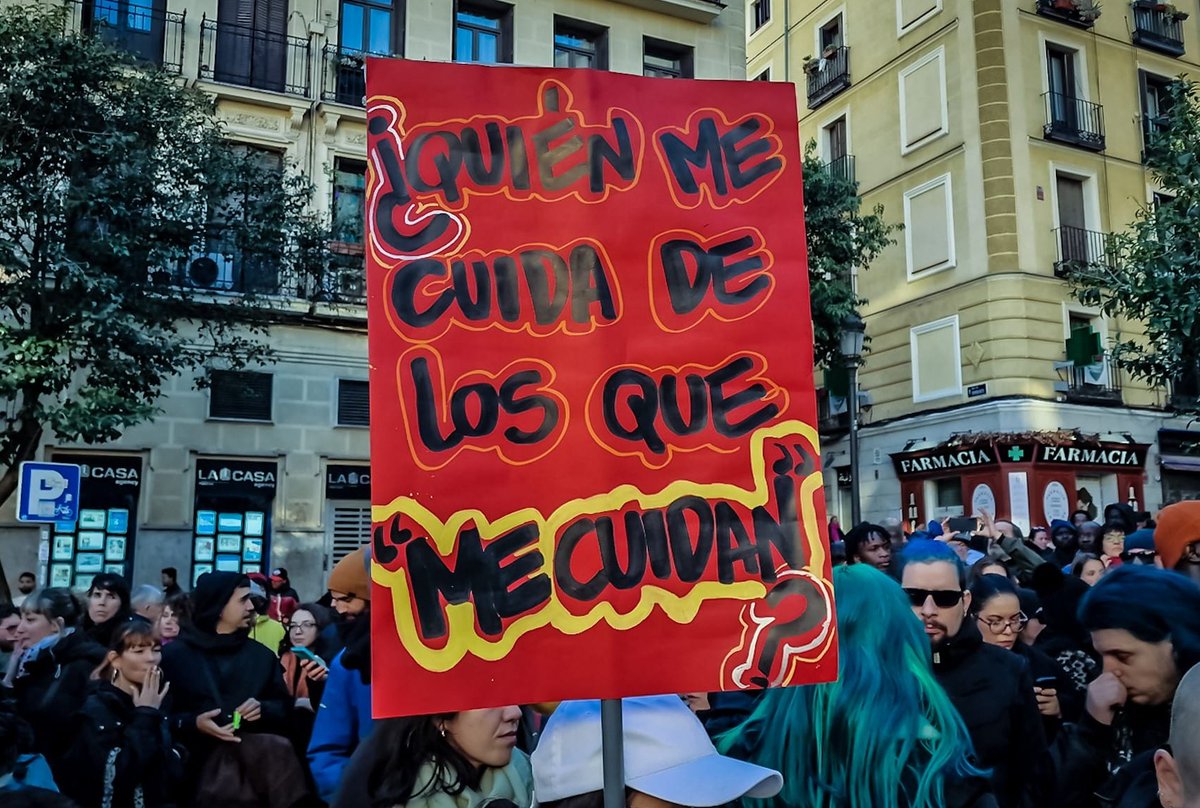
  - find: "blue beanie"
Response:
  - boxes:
[927,520,944,537]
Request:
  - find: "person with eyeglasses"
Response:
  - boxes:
[899,540,1049,808]
[969,574,1072,738]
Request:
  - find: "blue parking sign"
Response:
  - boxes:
[17,462,81,523]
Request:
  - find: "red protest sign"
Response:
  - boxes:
[364,59,836,717]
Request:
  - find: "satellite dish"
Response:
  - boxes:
[189,256,220,286]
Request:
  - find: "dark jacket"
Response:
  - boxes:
[158,572,292,752]
[11,628,106,764]
[1096,750,1162,808]
[1050,704,1172,808]
[59,681,183,808]
[1014,640,1075,738]
[932,621,1050,808]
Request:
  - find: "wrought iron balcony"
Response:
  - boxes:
[66,0,185,73]
[806,46,851,109]
[1133,2,1187,56]
[321,44,366,107]
[1043,91,1106,151]
[1036,0,1102,29]
[1055,359,1123,405]
[824,155,856,186]
[199,16,313,97]
[1053,226,1114,278]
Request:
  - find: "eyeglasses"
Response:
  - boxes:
[289,622,317,631]
[1120,550,1157,564]
[902,588,964,608]
[978,613,1029,634]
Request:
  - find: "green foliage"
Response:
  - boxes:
[1062,78,1200,406]
[802,142,900,369]
[0,4,332,492]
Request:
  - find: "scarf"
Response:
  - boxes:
[406,750,532,808]
[13,629,66,681]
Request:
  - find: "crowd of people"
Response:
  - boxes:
[0,499,1198,808]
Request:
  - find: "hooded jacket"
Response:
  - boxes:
[159,572,291,746]
[932,620,1050,808]
[11,627,106,765]
[307,616,374,803]
[59,680,184,808]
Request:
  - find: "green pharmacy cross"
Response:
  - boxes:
[1006,446,1026,462]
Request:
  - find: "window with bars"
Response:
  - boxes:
[337,379,370,426]
[209,370,273,421]
[332,158,367,245]
[643,38,693,79]
[554,17,607,69]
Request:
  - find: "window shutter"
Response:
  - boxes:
[337,379,370,426]
[209,370,273,421]
[331,506,371,563]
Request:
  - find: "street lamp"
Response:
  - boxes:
[839,313,866,527]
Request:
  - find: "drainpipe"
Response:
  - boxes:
[784,0,791,83]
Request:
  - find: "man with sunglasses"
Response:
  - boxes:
[900,540,1049,808]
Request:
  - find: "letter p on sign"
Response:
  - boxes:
[17,462,81,523]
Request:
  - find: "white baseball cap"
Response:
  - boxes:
[532,696,783,806]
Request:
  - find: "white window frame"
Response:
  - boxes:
[898,46,949,155]
[1061,303,1112,385]
[903,172,956,280]
[818,107,852,163]
[1039,33,1091,102]
[1048,161,1102,234]
[896,0,943,38]
[748,0,772,37]
[910,315,963,403]
[332,377,371,428]
[812,5,847,56]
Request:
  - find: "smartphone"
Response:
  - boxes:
[1034,676,1057,689]
[292,646,327,668]
[948,516,978,533]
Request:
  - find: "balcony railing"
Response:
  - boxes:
[806,46,851,109]
[1036,0,1101,28]
[313,250,367,305]
[199,16,313,97]
[321,44,366,107]
[1055,359,1123,404]
[1133,3,1186,56]
[1053,225,1113,278]
[1043,91,1106,151]
[824,155,856,186]
[67,0,185,73]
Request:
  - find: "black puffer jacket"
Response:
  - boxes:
[11,628,106,764]
[932,621,1050,808]
[59,680,184,808]
[1050,704,1171,808]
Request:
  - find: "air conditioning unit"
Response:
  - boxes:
[184,253,234,291]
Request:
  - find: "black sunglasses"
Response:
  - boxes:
[903,588,964,608]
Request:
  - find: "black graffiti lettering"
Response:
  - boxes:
[667,496,715,583]
[390,243,617,332]
[533,117,588,191]
[600,356,779,453]
[553,487,803,603]
[555,518,607,601]
[658,115,782,198]
[407,523,548,639]
[368,114,454,256]
[707,356,780,438]
[660,234,768,316]
[408,357,560,452]
[588,119,636,192]
[460,122,506,185]
[407,130,465,203]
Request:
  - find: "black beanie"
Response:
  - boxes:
[191,572,249,633]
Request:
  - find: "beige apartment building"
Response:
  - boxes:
[748,0,1200,531]
[0,0,747,596]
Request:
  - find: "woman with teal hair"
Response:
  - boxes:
[718,564,996,808]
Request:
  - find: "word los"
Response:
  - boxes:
[368,82,643,260]
[396,347,568,470]
[387,239,620,340]
[586,353,786,467]
[371,423,826,671]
